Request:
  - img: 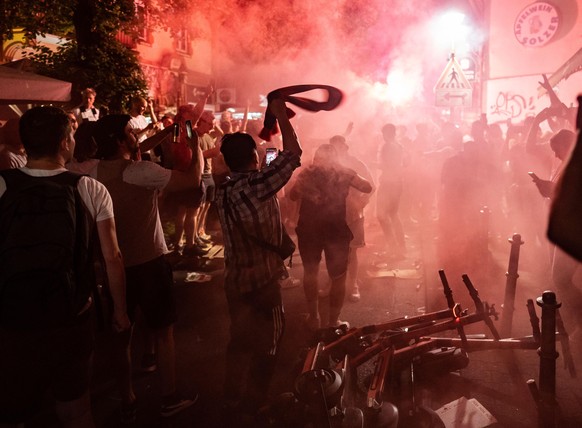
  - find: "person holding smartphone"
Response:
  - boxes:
[265,147,278,165]
[530,129,582,333]
[216,97,302,423]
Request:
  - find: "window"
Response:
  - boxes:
[175,26,190,54]
[136,4,150,44]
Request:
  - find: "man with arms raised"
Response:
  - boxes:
[216,98,302,423]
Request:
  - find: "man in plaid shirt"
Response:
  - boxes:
[216,98,302,421]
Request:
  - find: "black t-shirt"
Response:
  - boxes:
[295,165,353,238]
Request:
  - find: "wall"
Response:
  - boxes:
[484,0,582,124]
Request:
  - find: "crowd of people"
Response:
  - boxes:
[0,79,580,428]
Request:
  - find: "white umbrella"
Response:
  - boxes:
[0,66,71,104]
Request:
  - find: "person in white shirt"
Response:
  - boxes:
[72,88,100,124]
[0,106,129,427]
[89,113,203,419]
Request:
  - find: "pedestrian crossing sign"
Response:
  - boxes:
[434,54,473,107]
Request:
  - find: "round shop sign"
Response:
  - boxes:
[514,2,560,47]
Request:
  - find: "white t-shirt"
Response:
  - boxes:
[0,167,114,222]
[128,115,151,143]
[73,106,100,123]
[68,159,172,266]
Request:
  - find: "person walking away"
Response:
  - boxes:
[0,106,129,427]
[530,130,582,334]
[330,134,374,302]
[376,123,408,259]
[290,143,372,330]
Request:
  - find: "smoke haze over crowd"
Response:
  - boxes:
[195,0,483,139]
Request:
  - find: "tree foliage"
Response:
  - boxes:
[1,0,193,112]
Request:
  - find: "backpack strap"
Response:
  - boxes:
[222,187,293,267]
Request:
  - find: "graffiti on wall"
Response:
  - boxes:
[489,91,536,121]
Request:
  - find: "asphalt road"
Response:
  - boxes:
[26,213,582,428]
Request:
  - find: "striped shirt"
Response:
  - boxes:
[216,150,300,293]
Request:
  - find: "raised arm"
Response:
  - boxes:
[539,74,564,110]
[538,75,573,130]
[269,98,302,157]
[240,99,250,133]
[164,130,203,192]
[525,109,548,154]
[139,124,175,154]
[192,85,214,126]
[350,172,373,193]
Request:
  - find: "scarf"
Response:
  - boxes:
[259,84,343,141]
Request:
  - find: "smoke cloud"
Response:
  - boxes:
[194,0,477,141]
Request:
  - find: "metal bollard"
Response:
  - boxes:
[536,290,561,427]
[501,233,524,337]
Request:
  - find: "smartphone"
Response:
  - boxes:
[528,171,539,181]
[266,148,278,166]
[172,123,180,143]
[185,120,193,139]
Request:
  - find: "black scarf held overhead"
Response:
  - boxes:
[258,85,344,141]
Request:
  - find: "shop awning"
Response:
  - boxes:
[0,65,71,105]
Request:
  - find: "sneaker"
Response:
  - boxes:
[328,320,350,329]
[198,233,213,243]
[120,401,137,425]
[195,237,213,249]
[160,393,198,417]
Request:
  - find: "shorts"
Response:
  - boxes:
[348,216,366,248]
[0,314,93,423]
[125,255,177,329]
[164,184,204,209]
[297,230,351,279]
[201,173,216,203]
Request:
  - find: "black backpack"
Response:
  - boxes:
[0,169,95,329]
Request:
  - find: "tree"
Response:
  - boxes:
[1,0,190,112]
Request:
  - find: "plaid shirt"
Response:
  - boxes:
[216,150,300,293]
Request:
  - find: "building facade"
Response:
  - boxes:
[483,0,582,124]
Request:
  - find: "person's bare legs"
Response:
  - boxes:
[197,202,212,238]
[172,206,187,250]
[328,273,347,327]
[346,248,360,302]
[183,208,198,248]
[155,325,176,397]
[54,390,95,428]
[302,263,320,330]
[113,327,136,407]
